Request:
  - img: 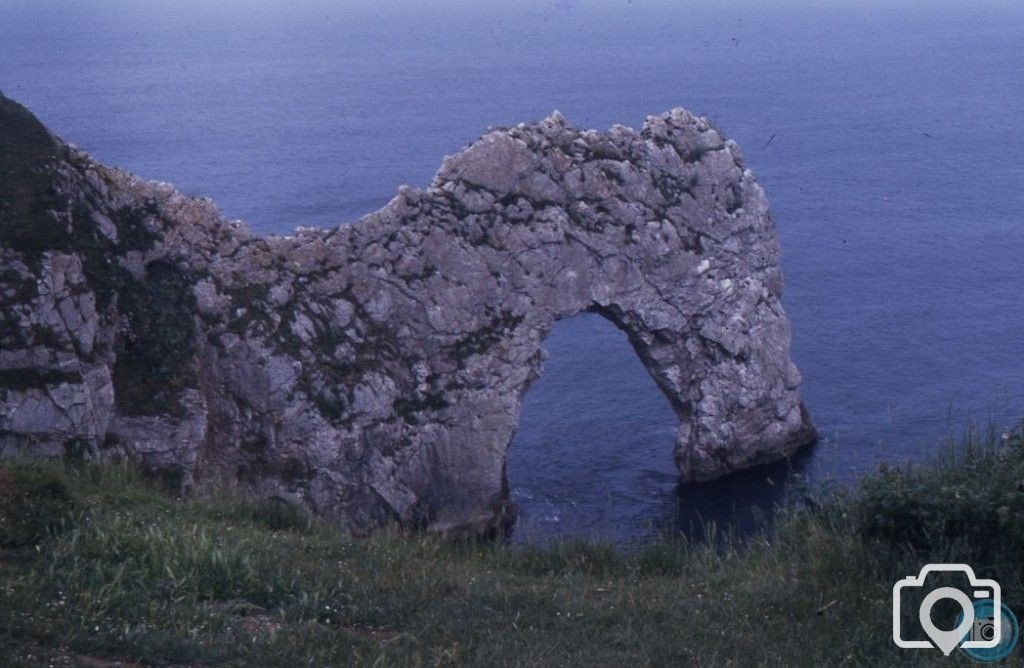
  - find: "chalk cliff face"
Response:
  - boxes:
[0,93,815,534]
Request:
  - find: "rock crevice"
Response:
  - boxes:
[0,94,815,534]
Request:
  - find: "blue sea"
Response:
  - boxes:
[3,0,1022,543]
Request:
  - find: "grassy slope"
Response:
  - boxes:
[2,428,1024,667]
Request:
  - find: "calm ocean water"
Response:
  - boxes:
[3,0,1022,543]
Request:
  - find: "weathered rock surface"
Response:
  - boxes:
[0,93,815,534]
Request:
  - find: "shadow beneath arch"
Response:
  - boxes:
[668,445,817,542]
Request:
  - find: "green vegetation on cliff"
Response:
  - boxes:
[2,427,1023,666]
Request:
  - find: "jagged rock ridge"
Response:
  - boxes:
[0,93,815,534]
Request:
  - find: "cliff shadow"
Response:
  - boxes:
[670,444,816,542]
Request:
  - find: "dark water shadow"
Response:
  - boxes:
[665,445,817,543]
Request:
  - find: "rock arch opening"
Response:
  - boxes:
[505,312,680,542]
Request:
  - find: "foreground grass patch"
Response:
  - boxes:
[2,429,1023,666]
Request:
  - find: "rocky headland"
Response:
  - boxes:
[0,93,815,535]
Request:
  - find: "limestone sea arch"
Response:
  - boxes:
[0,93,815,534]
